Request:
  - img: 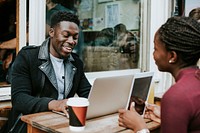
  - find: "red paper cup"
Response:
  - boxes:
[67,97,89,132]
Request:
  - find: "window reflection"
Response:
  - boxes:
[45,0,141,72]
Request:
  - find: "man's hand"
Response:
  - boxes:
[48,99,68,116]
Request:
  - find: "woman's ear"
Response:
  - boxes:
[49,28,54,37]
[168,51,177,64]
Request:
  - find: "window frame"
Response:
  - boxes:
[17,0,173,94]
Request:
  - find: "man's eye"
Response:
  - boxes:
[64,34,69,37]
[127,43,132,46]
[73,35,79,40]
[62,32,69,37]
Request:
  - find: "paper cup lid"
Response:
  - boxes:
[67,97,89,107]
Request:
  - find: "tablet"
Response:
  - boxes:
[127,72,154,116]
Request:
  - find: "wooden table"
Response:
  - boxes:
[0,82,11,88]
[21,111,160,133]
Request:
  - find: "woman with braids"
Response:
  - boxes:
[118,16,200,133]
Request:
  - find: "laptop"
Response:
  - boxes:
[86,74,134,119]
[126,72,154,116]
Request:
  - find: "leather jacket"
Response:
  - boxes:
[1,38,91,133]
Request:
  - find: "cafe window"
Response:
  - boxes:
[0,0,16,83]
[9,0,149,88]
[17,0,179,91]
[45,0,142,72]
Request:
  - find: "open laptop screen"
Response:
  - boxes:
[86,75,134,119]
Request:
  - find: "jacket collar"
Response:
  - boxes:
[38,37,75,62]
[38,38,77,94]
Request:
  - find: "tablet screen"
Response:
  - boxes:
[127,76,152,116]
[128,96,146,115]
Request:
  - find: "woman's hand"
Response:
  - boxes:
[144,103,161,123]
[118,102,147,132]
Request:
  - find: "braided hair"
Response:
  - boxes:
[50,11,80,28]
[158,16,200,67]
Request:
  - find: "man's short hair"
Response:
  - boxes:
[50,11,80,28]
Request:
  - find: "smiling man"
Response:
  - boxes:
[1,11,91,133]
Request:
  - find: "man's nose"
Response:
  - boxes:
[67,36,76,45]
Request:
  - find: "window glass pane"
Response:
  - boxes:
[46,0,141,72]
[0,0,16,84]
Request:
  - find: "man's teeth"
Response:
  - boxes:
[63,46,72,50]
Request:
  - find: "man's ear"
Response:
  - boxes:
[49,28,54,37]
[168,51,177,63]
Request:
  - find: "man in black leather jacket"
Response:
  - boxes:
[1,11,91,133]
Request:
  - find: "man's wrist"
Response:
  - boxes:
[136,129,150,133]
[48,100,57,110]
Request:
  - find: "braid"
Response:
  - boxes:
[50,11,80,28]
[159,17,200,66]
